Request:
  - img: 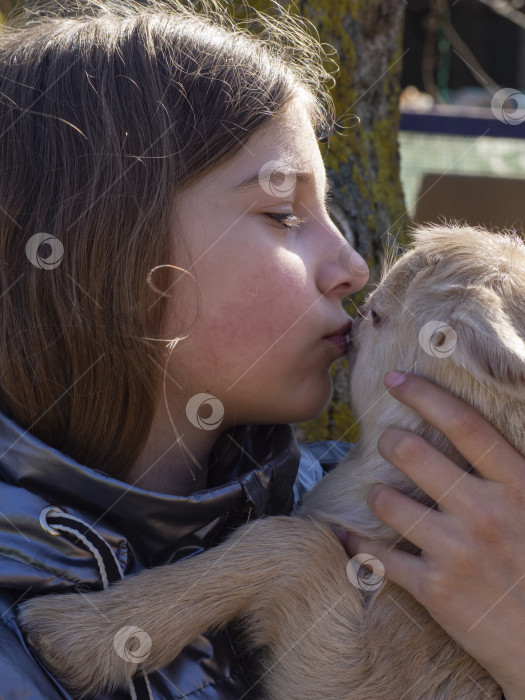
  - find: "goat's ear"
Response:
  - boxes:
[421,286,525,386]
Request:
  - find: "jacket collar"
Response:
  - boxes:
[0,411,300,569]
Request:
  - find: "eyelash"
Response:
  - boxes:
[266,213,307,229]
[265,184,333,230]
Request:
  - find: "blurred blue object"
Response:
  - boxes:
[293,440,354,512]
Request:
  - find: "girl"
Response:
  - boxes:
[0,1,524,698]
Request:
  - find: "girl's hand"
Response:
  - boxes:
[344,371,525,699]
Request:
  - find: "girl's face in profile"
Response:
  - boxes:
[165,95,369,429]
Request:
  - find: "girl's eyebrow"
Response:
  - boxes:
[230,169,333,196]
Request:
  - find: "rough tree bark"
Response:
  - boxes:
[0,0,14,19]
[250,0,410,442]
[300,0,409,442]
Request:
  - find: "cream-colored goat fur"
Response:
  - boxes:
[19,224,520,699]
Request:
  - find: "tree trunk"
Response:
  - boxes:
[274,0,409,442]
[0,0,14,20]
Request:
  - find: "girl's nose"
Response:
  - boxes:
[340,244,369,289]
[317,239,369,299]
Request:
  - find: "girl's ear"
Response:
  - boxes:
[418,285,525,387]
[440,285,525,387]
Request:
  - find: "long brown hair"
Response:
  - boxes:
[0,0,336,479]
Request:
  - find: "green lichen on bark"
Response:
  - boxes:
[237,0,409,443]
[295,1,409,443]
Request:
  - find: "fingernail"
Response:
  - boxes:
[385,371,405,389]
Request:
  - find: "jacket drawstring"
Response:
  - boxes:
[40,506,154,700]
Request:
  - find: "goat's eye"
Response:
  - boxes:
[371,310,381,326]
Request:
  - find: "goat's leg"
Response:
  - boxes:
[18,515,348,698]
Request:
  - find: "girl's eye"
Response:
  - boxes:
[266,213,306,229]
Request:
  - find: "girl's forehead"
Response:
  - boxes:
[199,102,321,196]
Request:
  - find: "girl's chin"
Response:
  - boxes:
[237,376,333,425]
[287,384,334,424]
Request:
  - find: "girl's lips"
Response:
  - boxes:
[324,333,352,354]
[323,320,353,354]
